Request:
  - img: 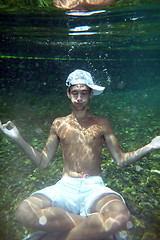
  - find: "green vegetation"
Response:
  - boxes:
[0,0,54,8]
[0,1,159,239]
[0,85,160,240]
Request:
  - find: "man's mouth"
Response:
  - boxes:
[76,102,83,105]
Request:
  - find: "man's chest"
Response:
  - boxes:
[57,121,104,145]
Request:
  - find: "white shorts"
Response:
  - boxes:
[31,176,125,217]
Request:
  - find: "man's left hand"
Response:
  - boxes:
[150,136,160,150]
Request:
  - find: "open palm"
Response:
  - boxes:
[150,136,160,150]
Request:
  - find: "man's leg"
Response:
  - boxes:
[16,194,85,233]
[65,194,130,240]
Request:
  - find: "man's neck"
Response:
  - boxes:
[71,109,91,121]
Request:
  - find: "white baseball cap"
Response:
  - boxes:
[66,69,105,95]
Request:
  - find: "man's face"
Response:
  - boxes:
[67,84,93,110]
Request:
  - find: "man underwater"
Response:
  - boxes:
[1,69,160,240]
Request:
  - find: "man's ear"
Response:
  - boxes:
[90,90,93,99]
[67,88,71,99]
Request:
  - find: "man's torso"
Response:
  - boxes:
[54,114,107,177]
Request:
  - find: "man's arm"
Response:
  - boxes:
[0,120,59,169]
[103,119,160,167]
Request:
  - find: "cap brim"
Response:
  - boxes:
[88,84,105,95]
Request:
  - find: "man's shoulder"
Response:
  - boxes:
[50,115,70,134]
[52,115,70,126]
[92,115,110,125]
[92,115,112,133]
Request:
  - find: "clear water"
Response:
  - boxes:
[0,3,160,240]
[0,6,160,92]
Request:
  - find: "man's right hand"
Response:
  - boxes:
[0,120,21,142]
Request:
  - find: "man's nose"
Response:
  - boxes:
[77,93,82,101]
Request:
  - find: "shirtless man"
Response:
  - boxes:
[1,69,160,240]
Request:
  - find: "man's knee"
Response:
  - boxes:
[16,194,51,225]
[100,198,130,226]
[16,199,36,225]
